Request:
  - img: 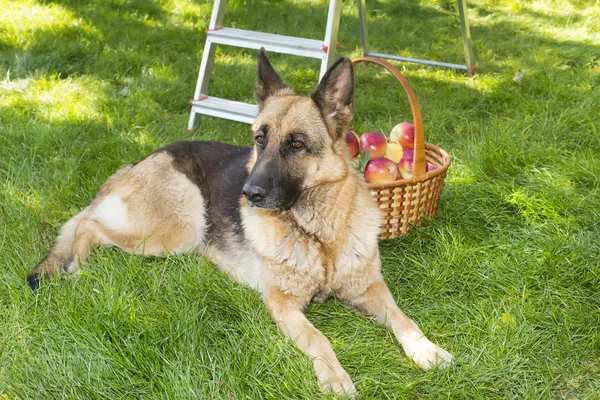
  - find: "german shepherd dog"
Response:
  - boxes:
[28,49,453,395]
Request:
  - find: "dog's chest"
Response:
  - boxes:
[262,230,332,298]
[242,205,379,300]
[264,231,376,301]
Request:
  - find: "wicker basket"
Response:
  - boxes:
[352,57,451,239]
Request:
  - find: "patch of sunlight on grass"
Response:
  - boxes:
[3,181,43,210]
[413,68,497,94]
[0,77,33,93]
[530,1,600,20]
[141,64,178,84]
[1,76,106,123]
[477,0,599,42]
[527,166,575,193]
[447,162,479,184]
[0,1,98,49]
[165,0,210,25]
[131,129,156,147]
[214,50,255,67]
[522,17,598,43]
[505,187,564,225]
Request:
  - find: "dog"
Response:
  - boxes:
[27,49,453,395]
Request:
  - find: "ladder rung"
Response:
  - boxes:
[191,96,258,124]
[206,28,326,59]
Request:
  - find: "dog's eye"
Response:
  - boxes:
[291,141,304,150]
[255,135,264,145]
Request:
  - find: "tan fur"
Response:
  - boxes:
[31,53,453,396]
[31,152,206,278]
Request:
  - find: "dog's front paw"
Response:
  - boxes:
[404,337,454,371]
[318,369,357,397]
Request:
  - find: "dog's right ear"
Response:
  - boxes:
[256,48,289,109]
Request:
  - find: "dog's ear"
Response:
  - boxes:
[311,57,354,138]
[256,48,289,108]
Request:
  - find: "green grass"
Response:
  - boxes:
[1,0,599,398]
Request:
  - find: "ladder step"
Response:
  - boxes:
[190,96,258,124]
[206,28,326,59]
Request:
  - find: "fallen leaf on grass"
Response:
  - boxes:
[501,312,517,327]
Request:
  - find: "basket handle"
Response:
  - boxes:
[351,56,426,180]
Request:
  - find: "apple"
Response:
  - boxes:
[390,122,415,150]
[359,131,387,159]
[364,157,399,183]
[399,154,436,179]
[345,130,360,157]
[398,153,414,179]
[401,148,414,160]
[384,142,403,163]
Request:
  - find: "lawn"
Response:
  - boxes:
[1,0,599,398]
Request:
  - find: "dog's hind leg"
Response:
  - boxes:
[341,280,454,371]
[27,208,91,289]
[27,152,208,290]
[62,216,121,276]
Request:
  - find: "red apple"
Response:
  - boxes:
[402,148,414,159]
[399,154,435,178]
[390,122,415,150]
[398,153,414,179]
[359,131,387,159]
[345,130,360,157]
[364,157,399,183]
[398,150,437,179]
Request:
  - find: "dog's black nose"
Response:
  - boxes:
[242,183,266,203]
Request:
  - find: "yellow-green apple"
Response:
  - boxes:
[384,142,403,163]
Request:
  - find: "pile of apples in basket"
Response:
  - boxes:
[347,122,436,184]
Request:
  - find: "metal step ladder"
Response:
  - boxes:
[188,0,343,131]
[357,0,475,76]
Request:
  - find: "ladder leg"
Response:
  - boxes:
[187,108,200,133]
[208,0,227,30]
[320,0,343,80]
[188,39,218,132]
[357,0,370,56]
[458,0,475,76]
[200,0,227,96]
[188,0,228,132]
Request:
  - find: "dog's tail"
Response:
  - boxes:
[27,208,89,290]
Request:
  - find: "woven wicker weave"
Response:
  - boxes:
[352,57,451,239]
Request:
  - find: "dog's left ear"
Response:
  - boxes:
[256,48,289,109]
[311,57,354,138]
